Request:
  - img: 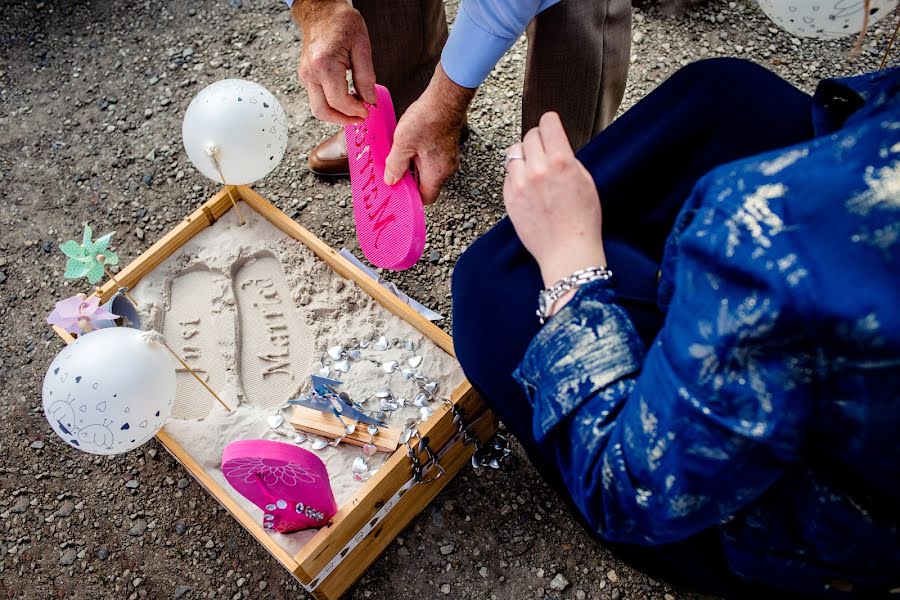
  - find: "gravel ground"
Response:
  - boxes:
[0,1,892,598]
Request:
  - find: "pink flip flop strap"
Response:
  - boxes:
[344,84,426,270]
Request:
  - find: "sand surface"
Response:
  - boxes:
[133,202,464,555]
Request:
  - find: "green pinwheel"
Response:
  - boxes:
[59,224,119,284]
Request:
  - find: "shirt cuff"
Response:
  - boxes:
[440,4,519,89]
[513,280,645,442]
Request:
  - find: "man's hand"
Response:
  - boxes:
[504,112,607,302]
[293,0,377,125]
[384,64,475,205]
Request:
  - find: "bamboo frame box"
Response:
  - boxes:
[51,186,497,600]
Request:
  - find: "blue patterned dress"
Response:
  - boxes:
[513,68,900,594]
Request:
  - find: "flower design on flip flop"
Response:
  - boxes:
[223,456,319,486]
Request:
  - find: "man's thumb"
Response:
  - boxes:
[384,145,412,185]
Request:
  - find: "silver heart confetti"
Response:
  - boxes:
[351,456,369,474]
[382,361,398,374]
[267,414,284,429]
[367,426,379,436]
[401,368,414,380]
[311,437,328,450]
[318,365,331,377]
[374,336,389,351]
[424,381,438,394]
[419,406,434,421]
[407,355,423,369]
[362,443,377,457]
[327,345,344,361]
[334,359,350,373]
[348,349,362,361]
[413,393,429,408]
[399,428,413,444]
[374,387,392,398]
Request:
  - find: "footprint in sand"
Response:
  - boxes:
[233,253,315,409]
[164,268,228,420]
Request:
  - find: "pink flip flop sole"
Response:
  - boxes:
[222,439,337,533]
[344,85,426,270]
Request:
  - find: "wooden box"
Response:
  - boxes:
[51,186,497,599]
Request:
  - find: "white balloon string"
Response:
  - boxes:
[850,0,872,60]
[881,14,900,69]
[141,330,232,412]
[102,265,139,307]
[206,145,246,225]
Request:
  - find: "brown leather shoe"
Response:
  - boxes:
[307,123,472,178]
[308,131,349,177]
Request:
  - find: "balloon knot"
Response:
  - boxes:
[138,330,166,346]
[204,142,218,157]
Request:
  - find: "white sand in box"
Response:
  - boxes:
[133,201,464,555]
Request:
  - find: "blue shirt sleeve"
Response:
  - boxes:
[513,173,815,545]
[441,0,561,88]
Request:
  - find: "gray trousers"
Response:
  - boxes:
[354,0,632,151]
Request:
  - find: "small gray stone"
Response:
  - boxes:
[439,543,454,555]
[59,547,77,566]
[550,573,570,592]
[96,547,110,560]
[56,500,75,517]
[440,584,451,595]
[175,520,188,535]
[428,249,441,264]
[11,497,28,514]
[177,478,190,489]
[29,440,45,450]
[128,519,147,536]
[125,479,139,489]
[174,585,192,599]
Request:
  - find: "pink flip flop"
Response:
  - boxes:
[344,85,426,270]
[222,440,337,533]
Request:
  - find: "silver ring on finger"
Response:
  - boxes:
[504,153,525,170]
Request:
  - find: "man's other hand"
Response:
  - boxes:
[293,0,377,125]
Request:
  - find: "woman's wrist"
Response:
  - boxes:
[538,244,608,289]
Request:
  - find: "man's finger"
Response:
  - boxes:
[384,139,414,185]
[416,159,443,205]
[307,84,359,125]
[539,112,575,159]
[350,35,378,105]
[321,72,369,119]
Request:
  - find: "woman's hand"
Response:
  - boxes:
[504,112,607,293]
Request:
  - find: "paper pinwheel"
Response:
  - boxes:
[59,225,119,284]
[47,294,118,334]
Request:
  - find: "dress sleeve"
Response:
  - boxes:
[441,0,560,88]
[513,178,813,545]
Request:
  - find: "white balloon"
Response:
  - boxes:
[182,79,289,185]
[757,0,898,39]
[42,328,175,455]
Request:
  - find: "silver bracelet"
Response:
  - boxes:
[537,266,613,324]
